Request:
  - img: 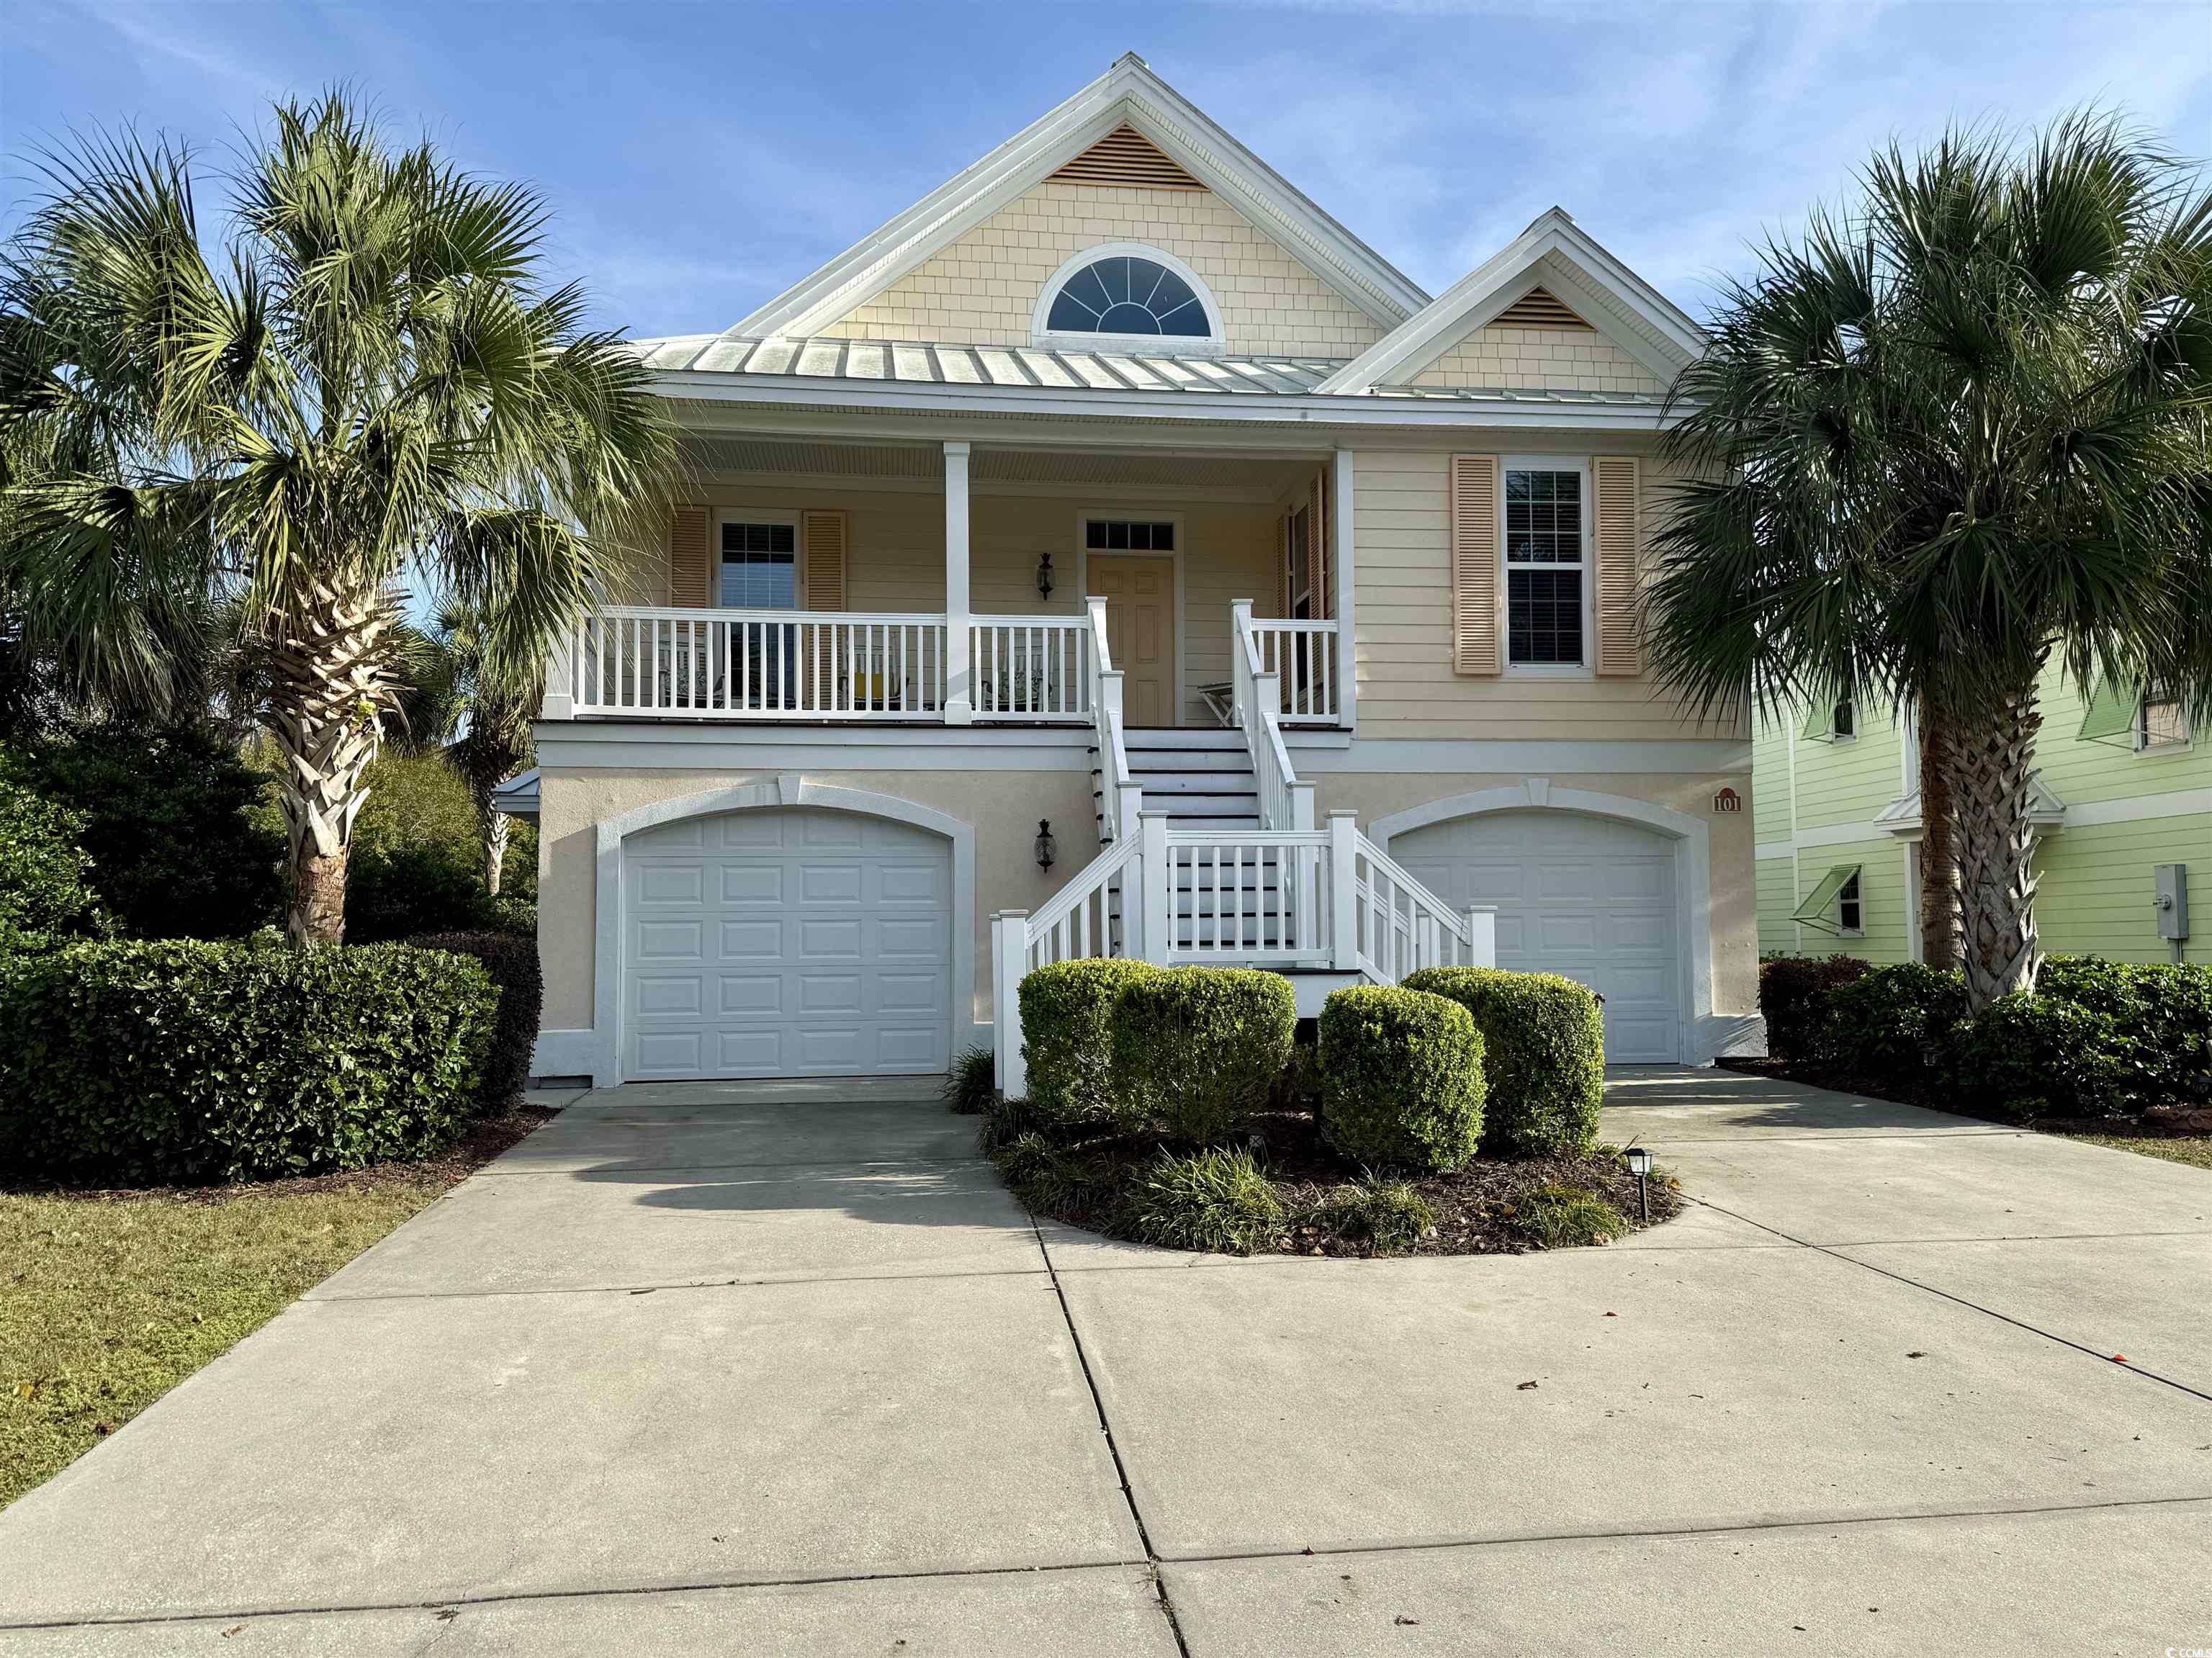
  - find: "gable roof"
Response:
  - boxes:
[1318,209,1706,395]
[734,53,1429,341]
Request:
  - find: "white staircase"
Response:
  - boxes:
[993,600,1494,1095]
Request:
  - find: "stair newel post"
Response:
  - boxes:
[1139,810,1172,965]
[1328,810,1359,970]
[1229,599,1254,726]
[1464,905,1497,969]
[992,911,1029,1096]
[1290,783,1318,955]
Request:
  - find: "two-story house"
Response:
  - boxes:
[1756,675,2206,967]
[507,54,1761,1089]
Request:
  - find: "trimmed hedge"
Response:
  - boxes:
[1759,955,1871,1063]
[408,929,541,1112]
[1952,993,2131,1120]
[1110,966,1296,1143]
[0,773,112,955]
[1316,986,1485,1173]
[0,938,497,1184]
[1811,963,1966,1081]
[2036,955,2212,1107]
[1019,958,1161,1122]
[1403,968,1605,1157]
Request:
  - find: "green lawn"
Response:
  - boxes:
[2,1115,545,1509]
[2060,1134,2212,1172]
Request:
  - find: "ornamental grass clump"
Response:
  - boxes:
[1126,1147,1287,1256]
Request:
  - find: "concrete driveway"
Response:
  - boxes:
[1,1069,2207,1655]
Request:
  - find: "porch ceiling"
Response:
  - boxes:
[687,434,1315,495]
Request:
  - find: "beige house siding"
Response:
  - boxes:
[652,484,1284,726]
[823,179,1384,356]
[1408,324,1664,395]
[1350,447,1738,742]
[535,765,1104,1035]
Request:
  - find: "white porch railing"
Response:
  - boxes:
[560,606,950,719]
[1085,597,1142,844]
[1250,618,1342,725]
[971,615,1092,721]
[1232,602,1316,833]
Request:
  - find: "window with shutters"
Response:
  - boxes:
[719,520,797,609]
[1503,462,1590,670]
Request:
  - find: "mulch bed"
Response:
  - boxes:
[1717,1055,2212,1139]
[17,1104,561,1204]
[1010,1104,1683,1258]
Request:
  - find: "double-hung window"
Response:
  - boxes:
[1504,465,1588,668]
[2139,682,2190,752]
[719,521,796,608]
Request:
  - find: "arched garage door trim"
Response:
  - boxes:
[590,775,975,1085]
[1370,782,1714,1064]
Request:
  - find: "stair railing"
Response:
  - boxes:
[1231,601,1315,834]
[1087,596,1142,843]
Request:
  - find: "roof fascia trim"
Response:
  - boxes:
[739,58,1428,341]
[1317,211,1707,395]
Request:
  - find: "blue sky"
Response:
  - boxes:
[4,1,2208,338]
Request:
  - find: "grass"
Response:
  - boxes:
[1313,1171,1436,1255]
[2059,1134,2212,1171]
[1127,1146,1287,1256]
[1511,1183,1629,1248]
[1,1112,548,1510]
[940,1046,997,1115]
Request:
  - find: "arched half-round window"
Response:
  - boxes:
[1034,245,1222,350]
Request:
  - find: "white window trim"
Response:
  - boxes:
[1032,243,1226,356]
[1829,700,1858,745]
[1836,870,1865,937]
[1500,455,1596,678]
[2134,685,2194,756]
[713,507,803,610]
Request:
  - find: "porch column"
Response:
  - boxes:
[1332,446,1356,730]
[943,440,975,725]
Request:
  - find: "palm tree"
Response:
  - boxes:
[408,599,536,895]
[1647,114,2211,1012]
[0,94,674,945]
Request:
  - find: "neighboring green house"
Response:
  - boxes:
[1754,667,2208,968]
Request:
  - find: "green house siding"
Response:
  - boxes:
[1757,856,1799,956]
[1794,839,1913,965]
[2033,816,2212,966]
[1792,718,1904,832]
[1752,714,1795,844]
[2036,665,2209,807]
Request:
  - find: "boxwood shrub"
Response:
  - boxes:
[408,929,542,1112]
[1952,993,2133,1120]
[1403,967,1604,1157]
[0,938,497,1184]
[1109,965,1296,1143]
[2035,955,2212,1106]
[1018,958,1161,1122]
[1810,962,1966,1081]
[1316,985,1485,1172]
[1759,955,1871,1063]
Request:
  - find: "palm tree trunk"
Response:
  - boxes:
[1917,700,1961,974]
[1951,672,2044,1013]
[482,802,511,896]
[269,582,397,948]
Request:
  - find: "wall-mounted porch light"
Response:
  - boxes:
[1035,551,1056,600]
[1035,819,1056,873]
[1623,1145,1654,1222]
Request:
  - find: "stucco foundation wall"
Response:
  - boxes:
[536,765,1103,1035]
[1313,770,1761,1023]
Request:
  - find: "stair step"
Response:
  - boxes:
[1121,729,1247,749]
[1127,771,1255,790]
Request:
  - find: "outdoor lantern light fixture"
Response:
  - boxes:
[1035,819,1056,873]
[1035,551,1055,600]
[1624,1145,1654,1222]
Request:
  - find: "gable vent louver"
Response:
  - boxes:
[1051,125,1205,192]
[1493,287,1592,330]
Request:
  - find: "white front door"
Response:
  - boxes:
[622,808,953,1081]
[1393,810,1681,1062]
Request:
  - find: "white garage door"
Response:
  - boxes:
[1393,810,1680,1063]
[622,808,953,1081]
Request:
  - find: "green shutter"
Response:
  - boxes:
[1799,698,1833,742]
[2076,679,2139,746]
[1791,863,1861,927]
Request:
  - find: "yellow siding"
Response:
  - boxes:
[1408,323,1663,395]
[1349,446,1745,742]
[823,179,1382,356]
[1756,856,1799,957]
[1795,839,1913,965]
[2033,816,2212,966]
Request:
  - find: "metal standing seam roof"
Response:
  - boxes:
[625,333,1664,407]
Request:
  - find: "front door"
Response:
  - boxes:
[1089,555,1175,726]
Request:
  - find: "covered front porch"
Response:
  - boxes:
[539,436,1354,731]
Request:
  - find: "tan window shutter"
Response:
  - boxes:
[1449,454,1501,675]
[668,506,710,606]
[801,510,848,611]
[1277,514,1292,617]
[1310,467,1331,621]
[1593,456,1641,676]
